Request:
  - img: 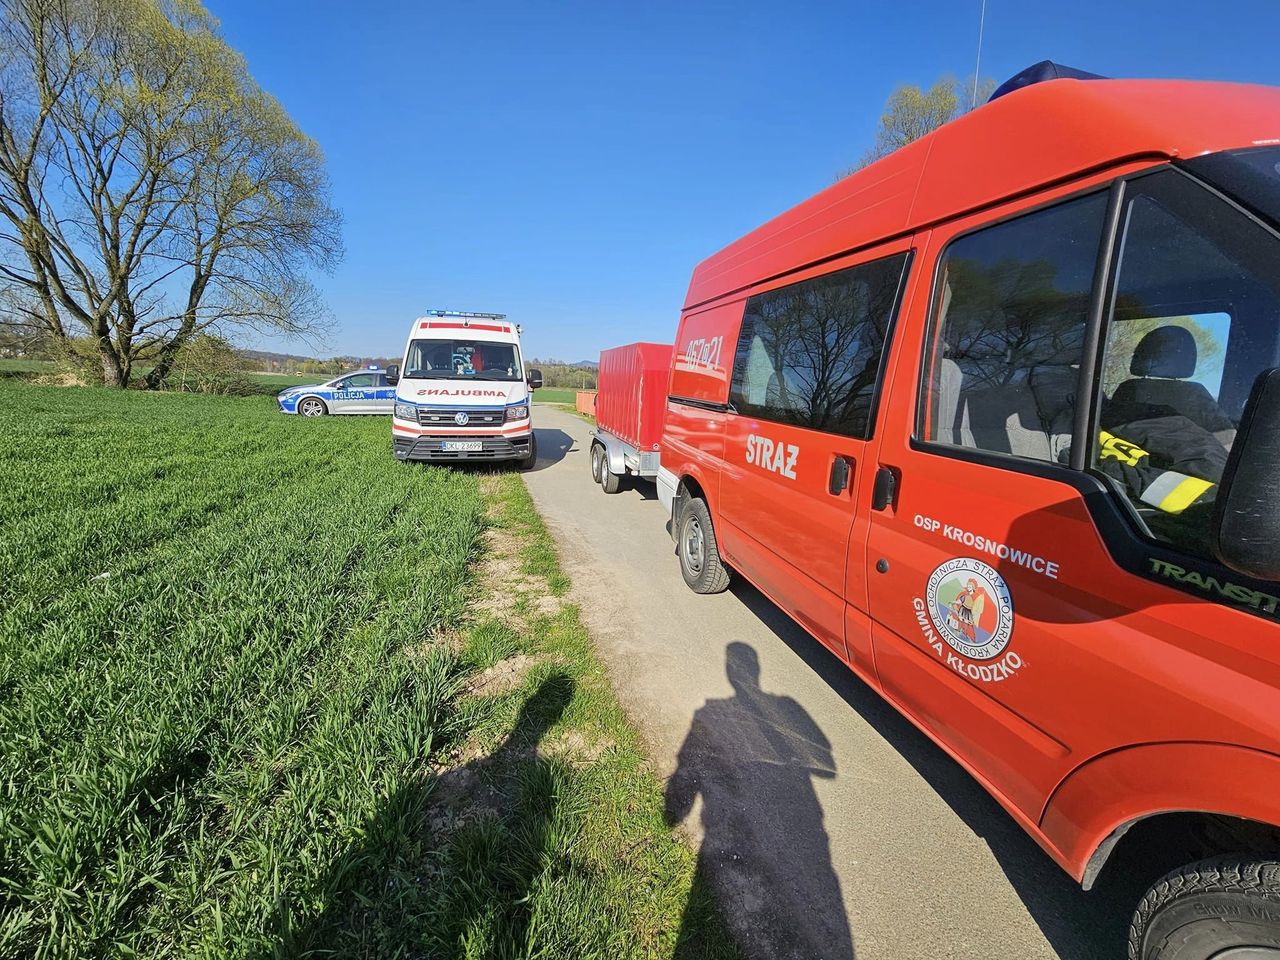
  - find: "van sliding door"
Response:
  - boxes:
[716,241,912,667]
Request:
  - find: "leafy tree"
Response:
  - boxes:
[525,360,597,389]
[168,331,241,393]
[840,74,996,178]
[0,0,342,387]
[1101,313,1225,397]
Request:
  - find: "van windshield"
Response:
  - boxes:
[1184,146,1280,231]
[403,339,522,381]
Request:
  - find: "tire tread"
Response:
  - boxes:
[1129,856,1280,959]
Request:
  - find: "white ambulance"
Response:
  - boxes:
[388,310,542,467]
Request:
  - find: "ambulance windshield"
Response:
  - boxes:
[404,339,522,381]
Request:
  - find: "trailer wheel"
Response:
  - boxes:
[590,442,605,485]
[601,462,622,494]
[1129,857,1280,960]
[678,497,730,594]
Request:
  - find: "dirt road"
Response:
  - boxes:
[523,405,1129,960]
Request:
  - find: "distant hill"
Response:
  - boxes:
[237,348,397,373]
[529,358,598,369]
[239,348,598,376]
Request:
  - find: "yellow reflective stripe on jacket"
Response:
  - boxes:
[1098,430,1150,467]
[1139,471,1216,514]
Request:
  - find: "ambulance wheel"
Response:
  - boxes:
[1128,857,1280,960]
[590,442,605,485]
[518,433,538,471]
[678,497,730,594]
[299,397,327,417]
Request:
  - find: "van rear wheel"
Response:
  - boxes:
[678,497,730,594]
[1129,857,1280,960]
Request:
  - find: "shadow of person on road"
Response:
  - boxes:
[729,580,1143,960]
[665,642,854,960]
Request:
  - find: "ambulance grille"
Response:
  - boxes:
[394,435,530,460]
[416,407,506,427]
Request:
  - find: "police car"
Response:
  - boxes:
[276,366,396,416]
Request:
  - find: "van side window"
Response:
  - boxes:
[920,192,1108,464]
[728,251,910,439]
[1093,169,1280,560]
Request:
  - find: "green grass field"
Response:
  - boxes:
[243,371,322,390]
[0,357,56,378]
[0,384,732,958]
[531,387,581,405]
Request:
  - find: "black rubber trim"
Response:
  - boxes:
[1071,178,1126,470]
[668,395,730,413]
[858,250,915,443]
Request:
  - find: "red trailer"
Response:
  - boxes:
[589,342,672,493]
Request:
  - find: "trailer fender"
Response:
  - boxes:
[1040,742,1280,887]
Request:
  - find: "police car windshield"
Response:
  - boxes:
[404,339,522,381]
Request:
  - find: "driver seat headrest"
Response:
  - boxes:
[1130,325,1197,379]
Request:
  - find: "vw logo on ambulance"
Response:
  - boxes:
[925,558,1014,661]
[454,411,469,426]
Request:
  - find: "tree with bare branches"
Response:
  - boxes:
[0,0,342,387]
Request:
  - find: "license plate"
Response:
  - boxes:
[441,440,483,452]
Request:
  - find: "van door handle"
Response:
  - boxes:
[828,455,853,496]
[871,466,898,511]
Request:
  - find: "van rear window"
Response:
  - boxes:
[728,251,910,440]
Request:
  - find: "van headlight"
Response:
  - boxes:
[505,404,529,421]
[394,402,416,421]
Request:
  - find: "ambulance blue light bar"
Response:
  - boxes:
[423,309,507,320]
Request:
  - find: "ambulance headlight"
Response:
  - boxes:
[394,402,416,421]
[505,404,529,422]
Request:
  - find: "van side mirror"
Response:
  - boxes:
[527,368,543,390]
[386,364,399,385]
[1212,367,1280,579]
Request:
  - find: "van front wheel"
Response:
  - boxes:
[678,497,730,594]
[1129,857,1280,960]
[518,433,538,471]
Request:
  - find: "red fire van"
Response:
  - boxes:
[658,68,1280,959]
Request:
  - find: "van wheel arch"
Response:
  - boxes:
[1042,742,1280,889]
[673,475,711,529]
[1085,810,1280,893]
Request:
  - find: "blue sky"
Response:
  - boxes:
[208,0,1280,363]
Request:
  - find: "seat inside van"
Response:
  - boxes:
[1107,324,1236,445]
[936,358,1077,463]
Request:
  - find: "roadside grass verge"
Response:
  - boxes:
[0,383,733,958]
[542,401,596,425]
